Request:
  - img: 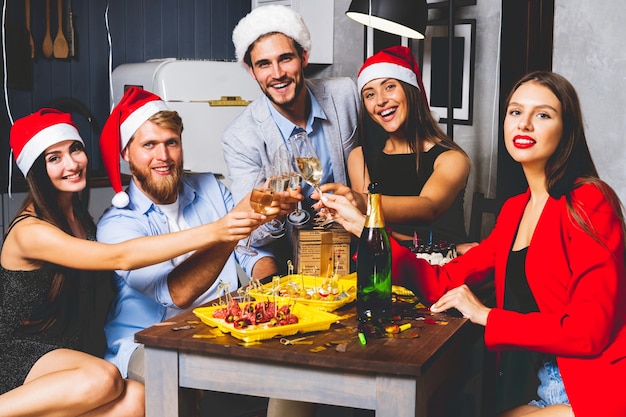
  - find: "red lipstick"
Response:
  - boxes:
[513,135,535,149]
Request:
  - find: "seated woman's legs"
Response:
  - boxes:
[0,348,144,417]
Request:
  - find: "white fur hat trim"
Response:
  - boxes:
[358,63,419,92]
[15,123,83,175]
[232,5,311,66]
[120,100,170,150]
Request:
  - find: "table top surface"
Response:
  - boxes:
[136,300,475,378]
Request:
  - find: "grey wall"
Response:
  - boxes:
[440,1,503,218]
[553,1,626,203]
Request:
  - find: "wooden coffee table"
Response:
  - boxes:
[136,303,483,417]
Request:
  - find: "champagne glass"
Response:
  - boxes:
[235,169,275,256]
[289,131,334,228]
[269,146,292,195]
[278,143,311,227]
[289,131,324,203]
[266,148,292,238]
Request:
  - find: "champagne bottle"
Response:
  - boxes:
[356,183,392,323]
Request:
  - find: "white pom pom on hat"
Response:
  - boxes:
[111,191,130,209]
[100,86,170,208]
[232,4,311,66]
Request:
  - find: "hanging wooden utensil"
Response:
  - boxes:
[42,0,53,58]
[25,0,35,58]
[53,0,69,58]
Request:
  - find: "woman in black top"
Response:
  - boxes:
[321,46,472,249]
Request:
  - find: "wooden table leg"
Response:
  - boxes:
[376,376,417,417]
[145,346,179,417]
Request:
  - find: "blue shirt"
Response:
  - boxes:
[96,173,270,376]
[267,87,334,205]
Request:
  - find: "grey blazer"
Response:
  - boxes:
[221,77,360,203]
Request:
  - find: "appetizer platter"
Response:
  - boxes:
[247,272,357,312]
[193,299,341,342]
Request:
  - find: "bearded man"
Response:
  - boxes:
[96,87,278,388]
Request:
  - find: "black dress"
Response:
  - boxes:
[366,144,468,244]
[0,215,106,394]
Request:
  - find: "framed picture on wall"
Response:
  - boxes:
[421,19,476,125]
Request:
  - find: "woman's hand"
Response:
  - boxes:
[318,183,367,213]
[430,284,491,326]
[456,242,479,255]
[320,193,366,237]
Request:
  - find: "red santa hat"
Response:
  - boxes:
[100,86,170,208]
[357,45,430,110]
[10,108,83,175]
[232,5,311,66]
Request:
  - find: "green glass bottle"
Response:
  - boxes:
[356,183,392,323]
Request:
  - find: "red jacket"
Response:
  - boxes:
[392,183,626,416]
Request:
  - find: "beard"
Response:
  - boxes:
[129,159,183,204]
[262,74,305,108]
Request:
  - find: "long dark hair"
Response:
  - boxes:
[360,80,467,177]
[16,142,94,332]
[505,71,626,243]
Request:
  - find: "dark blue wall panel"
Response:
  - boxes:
[1,0,250,188]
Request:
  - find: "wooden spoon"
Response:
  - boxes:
[25,0,34,58]
[53,0,69,59]
[42,0,53,58]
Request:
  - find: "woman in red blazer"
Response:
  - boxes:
[323,71,626,417]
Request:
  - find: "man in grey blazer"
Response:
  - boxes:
[221,4,359,260]
[221,5,360,417]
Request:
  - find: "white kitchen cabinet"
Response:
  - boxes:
[251,0,334,64]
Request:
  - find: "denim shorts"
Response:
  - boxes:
[528,360,571,408]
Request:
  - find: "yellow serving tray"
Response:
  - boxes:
[247,273,357,312]
[193,303,342,342]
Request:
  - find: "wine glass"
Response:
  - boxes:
[235,169,275,256]
[289,131,324,203]
[289,131,334,228]
[277,143,311,227]
[265,148,292,238]
[269,146,292,195]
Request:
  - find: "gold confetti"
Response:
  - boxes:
[309,346,327,353]
[193,333,218,339]
[153,321,177,326]
[192,328,224,339]
[238,341,262,346]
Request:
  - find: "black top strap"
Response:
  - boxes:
[4,213,39,240]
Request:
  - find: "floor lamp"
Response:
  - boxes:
[346,0,457,140]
